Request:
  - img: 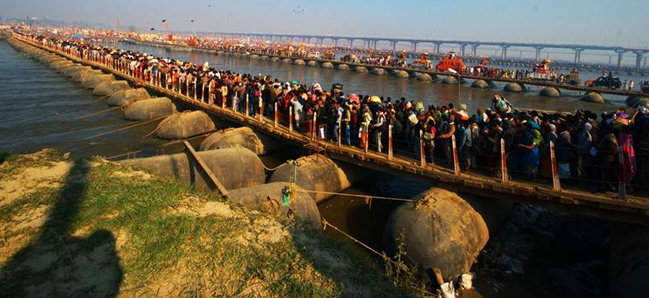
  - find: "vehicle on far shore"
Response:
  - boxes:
[585,75,622,90]
[436,51,466,73]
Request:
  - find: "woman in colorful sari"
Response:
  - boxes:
[617,124,637,190]
[519,121,543,178]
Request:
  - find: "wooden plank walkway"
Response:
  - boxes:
[15,35,649,226]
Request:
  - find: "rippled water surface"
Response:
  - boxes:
[0,40,196,159]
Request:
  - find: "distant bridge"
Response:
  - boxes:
[197,31,649,69]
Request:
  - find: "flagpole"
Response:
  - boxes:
[458,51,462,108]
[458,70,461,108]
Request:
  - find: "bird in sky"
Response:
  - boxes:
[292,5,305,15]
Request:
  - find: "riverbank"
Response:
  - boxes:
[0,149,407,297]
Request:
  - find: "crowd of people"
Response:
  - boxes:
[19,29,649,195]
[125,33,649,90]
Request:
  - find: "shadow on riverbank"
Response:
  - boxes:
[0,160,123,297]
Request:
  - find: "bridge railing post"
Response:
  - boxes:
[258,96,263,121]
[500,139,509,184]
[313,112,318,140]
[452,134,460,176]
[192,81,196,99]
[420,130,425,167]
[550,141,561,191]
[185,80,189,97]
[618,146,627,200]
[207,84,212,104]
[245,94,250,117]
[289,106,293,132]
[388,124,393,160]
[364,130,369,154]
[274,102,279,127]
[233,96,238,113]
[337,122,341,147]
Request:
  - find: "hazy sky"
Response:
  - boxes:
[3,0,649,47]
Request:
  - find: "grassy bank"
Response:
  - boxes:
[0,149,408,297]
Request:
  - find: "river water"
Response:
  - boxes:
[0,39,608,297]
[0,41,205,159]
